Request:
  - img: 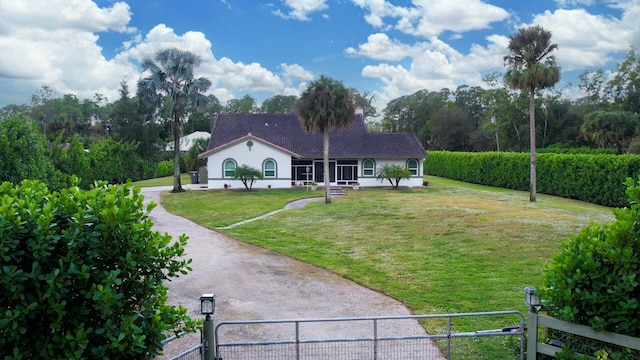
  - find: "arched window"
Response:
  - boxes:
[407,159,419,176]
[223,159,236,178]
[263,159,276,178]
[362,159,375,176]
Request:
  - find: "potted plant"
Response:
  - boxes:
[310,181,317,191]
[352,182,360,190]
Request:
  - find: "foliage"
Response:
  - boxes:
[295,75,355,204]
[580,110,639,150]
[53,135,93,188]
[258,94,296,113]
[542,176,640,338]
[88,139,150,184]
[607,47,640,113]
[376,164,411,189]
[183,138,209,171]
[137,48,212,193]
[0,180,196,359]
[0,113,57,187]
[424,151,640,207]
[232,165,263,190]
[157,159,175,177]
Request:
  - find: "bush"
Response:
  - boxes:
[0,180,196,359]
[542,176,640,337]
[157,159,174,177]
[424,151,640,207]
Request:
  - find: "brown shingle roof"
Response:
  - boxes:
[204,113,425,159]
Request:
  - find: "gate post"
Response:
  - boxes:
[203,315,215,360]
[200,294,217,360]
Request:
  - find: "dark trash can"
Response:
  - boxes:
[189,171,199,184]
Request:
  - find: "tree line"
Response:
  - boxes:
[371,47,639,155]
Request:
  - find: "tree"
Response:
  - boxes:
[0,113,55,185]
[184,137,209,172]
[607,47,640,113]
[294,75,355,204]
[137,48,212,193]
[0,180,196,358]
[504,25,561,202]
[376,164,411,189]
[225,94,257,113]
[259,94,296,113]
[580,110,638,151]
[232,165,263,190]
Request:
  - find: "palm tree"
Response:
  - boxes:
[294,75,355,204]
[504,25,560,202]
[137,48,211,192]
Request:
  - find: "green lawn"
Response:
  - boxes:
[160,176,614,337]
[133,174,191,187]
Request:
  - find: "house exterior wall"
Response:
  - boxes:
[204,139,293,189]
[357,158,424,188]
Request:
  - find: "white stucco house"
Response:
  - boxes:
[198,113,426,189]
[165,131,210,153]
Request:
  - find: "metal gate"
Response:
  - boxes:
[214,311,525,359]
[160,331,203,360]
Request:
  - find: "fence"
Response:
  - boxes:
[214,310,525,359]
[160,331,203,360]
[527,312,640,359]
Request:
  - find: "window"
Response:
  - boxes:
[362,159,375,176]
[223,159,236,178]
[407,159,419,176]
[263,159,276,178]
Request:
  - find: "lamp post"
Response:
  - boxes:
[200,293,216,360]
[306,166,310,191]
[524,286,541,313]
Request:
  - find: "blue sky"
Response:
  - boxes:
[1,0,639,113]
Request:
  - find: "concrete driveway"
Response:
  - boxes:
[141,187,439,358]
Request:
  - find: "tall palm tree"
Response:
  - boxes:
[295,75,355,204]
[137,48,211,192]
[504,25,560,202]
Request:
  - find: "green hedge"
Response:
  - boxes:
[424,151,640,207]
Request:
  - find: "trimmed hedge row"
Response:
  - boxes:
[424,151,640,207]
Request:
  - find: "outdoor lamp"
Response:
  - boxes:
[200,293,216,316]
[524,286,541,312]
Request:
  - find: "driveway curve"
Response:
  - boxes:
[142,187,439,358]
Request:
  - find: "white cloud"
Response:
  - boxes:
[273,0,328,21]
[280,63,315,84]
[345,33,423,61]
[351,0,509,38]
[531,8,630,70]
[0,0,137,103]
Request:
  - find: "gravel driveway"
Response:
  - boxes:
[142,187,441,358]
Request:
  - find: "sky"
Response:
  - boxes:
[1,0,639,113]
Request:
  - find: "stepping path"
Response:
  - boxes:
[141,187,441,359]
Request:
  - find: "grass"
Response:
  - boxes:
[160,176,614,346]
[133,174,191,187]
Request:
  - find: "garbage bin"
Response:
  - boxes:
[189,171,199,184]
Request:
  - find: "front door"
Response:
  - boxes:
[314,161,335,183]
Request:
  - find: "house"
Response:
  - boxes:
[198,112,425,189]
[165,131,211,153]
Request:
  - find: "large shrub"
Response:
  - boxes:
[0,114,56,186]
[542,176,640,337]
[424,151,640,207]
[0,180,195,359]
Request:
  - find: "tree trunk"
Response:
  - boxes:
[172,118,184,193]
[323,130,331,204]
[529,87,537,202]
